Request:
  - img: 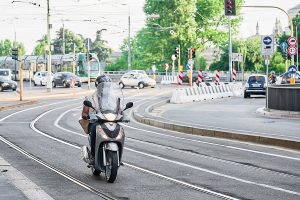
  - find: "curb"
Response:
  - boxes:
[0,100,37,111]
[133,100,300,151]
[256,107,300,120]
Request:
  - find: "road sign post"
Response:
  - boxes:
[261,36,274,111]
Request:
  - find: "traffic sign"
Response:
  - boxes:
[288,65,297,73]
[280,42,288,50]
[171,54,177,61]
[287,36,298,46]
[232,53,243,62]
[261,35,274,56]
[164,63,169,70]
[186,63,191,70]
[287,47,298,56]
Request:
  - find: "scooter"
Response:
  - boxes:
[81,100,133,183]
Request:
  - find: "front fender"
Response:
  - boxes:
[105,143,119,151]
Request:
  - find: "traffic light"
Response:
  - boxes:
[174,47,179,58]
[224,0,236,16]
[185,48,190,59]
[191,48,196,59]
[12,48,18,60]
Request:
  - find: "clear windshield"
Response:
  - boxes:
[96,82,123,114]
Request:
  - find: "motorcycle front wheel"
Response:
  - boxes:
[105,151,118,183]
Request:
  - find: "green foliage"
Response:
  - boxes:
[0,39,26,56]
[91,30,112,62]
[52,28,86,54]
[109,0,243,71]
[269,52,285,73]
[33,35,47,55]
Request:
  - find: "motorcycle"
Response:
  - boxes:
[80,82,133,183]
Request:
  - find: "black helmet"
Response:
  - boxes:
[95,74,111,87]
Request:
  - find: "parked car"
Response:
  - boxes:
[119,72,156,89]
[244,74,267,98]
[0,69,13,80]
[52,72,81,88]
[182,71,212,83]
[0,77,17,92]
[127,70,147,75]
[276,71,300,84]
[33,71,53,86]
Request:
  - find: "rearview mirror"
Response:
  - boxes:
[124,102,133,111]
[83,100,93,108]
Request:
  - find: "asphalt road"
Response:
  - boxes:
[0,87,299,200]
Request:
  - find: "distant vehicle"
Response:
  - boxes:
[127,70,147,75]
[0,69,13,80]
[244,74,267,98]
[0,77,17,92]
[52,72,82,88]
[276,71,300,84]
[119,72,156,89]
[182,71,212,83]
[33,71,53,86]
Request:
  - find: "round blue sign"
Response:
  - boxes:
[288,65,297,73]
[263,36,272,45]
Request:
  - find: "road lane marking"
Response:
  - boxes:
[51,106,300,196]
[0,99,80,122]
[0,135,116,200]
[126,147,300,196]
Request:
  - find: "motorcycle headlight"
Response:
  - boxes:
[104,113,117,121]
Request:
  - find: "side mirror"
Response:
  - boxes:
[124,102,133,111]
[84,100,93,108]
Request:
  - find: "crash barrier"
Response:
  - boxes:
[197,70,204,84]
[160,75,177,84]
[215,69,220,83]
[170,82,244,104]
[232,68,236,81]
[178,72,183,85]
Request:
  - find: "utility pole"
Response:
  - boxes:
[87,39,90,90]
[73,43,76,74]
[14,28,17,81]
[128,15,131,71]
[46,0,52,92]
[62,19,65,55]
[228,17,233,82]
[19,48,23,101]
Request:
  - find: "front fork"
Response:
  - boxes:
[103,143,120,167]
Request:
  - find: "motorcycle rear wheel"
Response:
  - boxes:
[105,151,118,183]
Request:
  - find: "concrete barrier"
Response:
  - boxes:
[161,75,177,84]
[170,82,243,104]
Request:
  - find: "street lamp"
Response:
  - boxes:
[293,14,299,70]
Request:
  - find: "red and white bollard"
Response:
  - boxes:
[232,68,237,82]
[215,69,220,84]
[197,70,204,85]
[178,71,183,85]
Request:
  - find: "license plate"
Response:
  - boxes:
[252,83,261,87]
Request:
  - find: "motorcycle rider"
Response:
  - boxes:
[269,71,277,84]
[81,74,112,164]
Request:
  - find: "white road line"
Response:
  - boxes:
[0,99,80,122]
[122,124,300,161]
[52,106,300,196]
[126,147,300,196]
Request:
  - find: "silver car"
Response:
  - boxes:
[119,72,156,89]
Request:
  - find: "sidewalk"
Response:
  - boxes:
[0,87,94,110]
[133,97,300,150]
[0,156,53,200]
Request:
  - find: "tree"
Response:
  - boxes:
[52,28,86,54]
[91,30,112,62]
[32,35,47,56]
[0,39,26,56]
[269,52,285,73]
[109,0,243,71]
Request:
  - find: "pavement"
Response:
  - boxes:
[133,96,300,151]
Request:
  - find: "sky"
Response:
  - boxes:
[0,0,299,54]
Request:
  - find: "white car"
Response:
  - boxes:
[119,72,156,89]
[33,71,52,86]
